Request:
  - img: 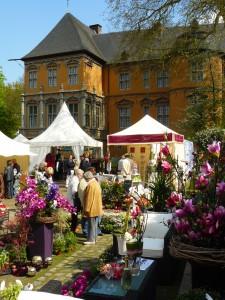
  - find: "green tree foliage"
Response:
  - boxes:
[107,0,225,32]
[0,67,23,137]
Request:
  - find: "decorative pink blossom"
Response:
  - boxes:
[200,161,213,176]
[207,141,220,157]
[195,176,209,190]
[161,145,172,156]
[161,161,171,174]
[216,182,225,196]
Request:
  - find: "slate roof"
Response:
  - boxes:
[21,13,225,64]
[21,13,106,62]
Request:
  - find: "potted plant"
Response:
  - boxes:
[166,141,225,291]
[53,233,66,255]
[64,231,77,252]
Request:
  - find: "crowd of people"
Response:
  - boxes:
[0,150,137,246]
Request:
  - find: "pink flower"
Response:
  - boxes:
[195,176,209,190]
[200,161,213,176]
[207,141,220,157]
[216,182,225,196]
[161,145,172,156]
[161,161,171,174]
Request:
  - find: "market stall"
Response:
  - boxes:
[0,131,36,175]
[28,102,103,172]
[107,115,186,181]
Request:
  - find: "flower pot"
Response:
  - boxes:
[28,222,54,263]
[126,241,143,259]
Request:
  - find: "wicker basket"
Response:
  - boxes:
[35,215,58,224]
[169,236,225,267]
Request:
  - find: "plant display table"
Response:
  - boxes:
[83,260,157,300]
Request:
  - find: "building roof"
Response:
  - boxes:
[22,13,106,62]
[21,13,225,64]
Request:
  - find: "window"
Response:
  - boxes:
[68,66,78,85]
[143,70,150,89]
[96,106,100,128]
[69,103,78,123]
[157,105,169,127]
[119,107,131,129]
[29,106,37,128]
[48,69,57,87]
[48,105,57,125]
[157,70,169,87]
[143,106,150,116]
[119,72,130,90]
[191,62,203,82]
[85,103,91,127]
[29,71,37,89]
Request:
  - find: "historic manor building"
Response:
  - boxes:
[20,13,225,157]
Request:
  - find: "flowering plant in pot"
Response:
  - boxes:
[15,176,75,222]
[166,141,225,292]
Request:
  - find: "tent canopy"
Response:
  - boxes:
[14,133,30,144]
[29,102,103,149]
[107,115,184,145]
[0,131,34,156]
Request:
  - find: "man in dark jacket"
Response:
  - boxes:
[4,160,14,199]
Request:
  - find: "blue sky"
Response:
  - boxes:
[0,0,111,83]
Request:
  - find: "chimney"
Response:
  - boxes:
[89,24,102,34]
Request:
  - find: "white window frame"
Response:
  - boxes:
[119,107,131,129]
[48,104,57,125]
[119,72,130,90]
[157,105,169,127]
[29,106,37,128]
[29,71,37,89]
[143,70,150,89]
[69,103,78,123]
[96,106,100,128]
[85,103,91,127]
[191,62,204,82]
[143,105,150,116]
[157,70,169,87]
[68,66,78,85]
[48,69,57,87]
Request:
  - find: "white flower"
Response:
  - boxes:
[16,280,23,287]
[0,281,5,291]
[124,232,133,242]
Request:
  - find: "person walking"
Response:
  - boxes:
[4,160,14,199]
[65,154,75,188]
[66,169,84,233]
[82,171,102,245]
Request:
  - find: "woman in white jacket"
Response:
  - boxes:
[66,169,84,233]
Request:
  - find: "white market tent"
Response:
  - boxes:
[14,133,30,144]
[107,115,187,180]
[28,102,103,170]
[0,131,36,175]
[107,114,184,145]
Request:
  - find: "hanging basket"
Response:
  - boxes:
[169,236,225,268]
